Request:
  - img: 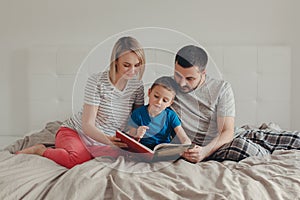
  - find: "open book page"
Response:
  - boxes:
[153,143,194,157]
[115,130,154,154]
[115,130,194,161]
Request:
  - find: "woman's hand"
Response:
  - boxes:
[182,144,206,163]
[107,135,128,148]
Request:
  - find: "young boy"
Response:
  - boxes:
[128,76,191,150]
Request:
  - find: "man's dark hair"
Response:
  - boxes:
[175,45,208,71]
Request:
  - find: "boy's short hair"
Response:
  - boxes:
[151,76,178,95]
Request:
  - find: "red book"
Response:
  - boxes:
[115,130,194,162]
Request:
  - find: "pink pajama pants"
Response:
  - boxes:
[43,127,93,169]
[43,127,124,169]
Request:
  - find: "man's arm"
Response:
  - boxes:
[202,116,234,157]
[183,116,234,163]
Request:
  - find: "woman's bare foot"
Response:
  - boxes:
[16,144,47,156]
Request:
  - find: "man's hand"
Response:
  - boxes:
[182,144,206,163]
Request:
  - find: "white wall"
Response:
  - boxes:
[290,0,300,131]
[0,0,299,136]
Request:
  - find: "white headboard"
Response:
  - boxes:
[25,44,291,133]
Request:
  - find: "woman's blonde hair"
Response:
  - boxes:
[109,36,145,82]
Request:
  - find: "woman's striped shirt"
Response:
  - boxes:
[62,71,144,147]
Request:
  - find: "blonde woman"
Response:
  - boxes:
[18,37,146,168]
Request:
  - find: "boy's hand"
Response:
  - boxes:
[136,126,149,141]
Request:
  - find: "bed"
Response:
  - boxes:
[0,42,299,199]
[1,121,299,199]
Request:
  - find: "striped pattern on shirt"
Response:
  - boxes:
[62,71,144,147]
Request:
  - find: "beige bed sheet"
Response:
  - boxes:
[0,121,299,200]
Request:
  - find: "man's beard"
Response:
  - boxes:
[179,85,193,93]
[179,78,202,93]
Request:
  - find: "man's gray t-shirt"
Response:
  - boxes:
[171,75,235,145]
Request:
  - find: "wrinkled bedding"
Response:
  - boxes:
[0,121,299,200]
